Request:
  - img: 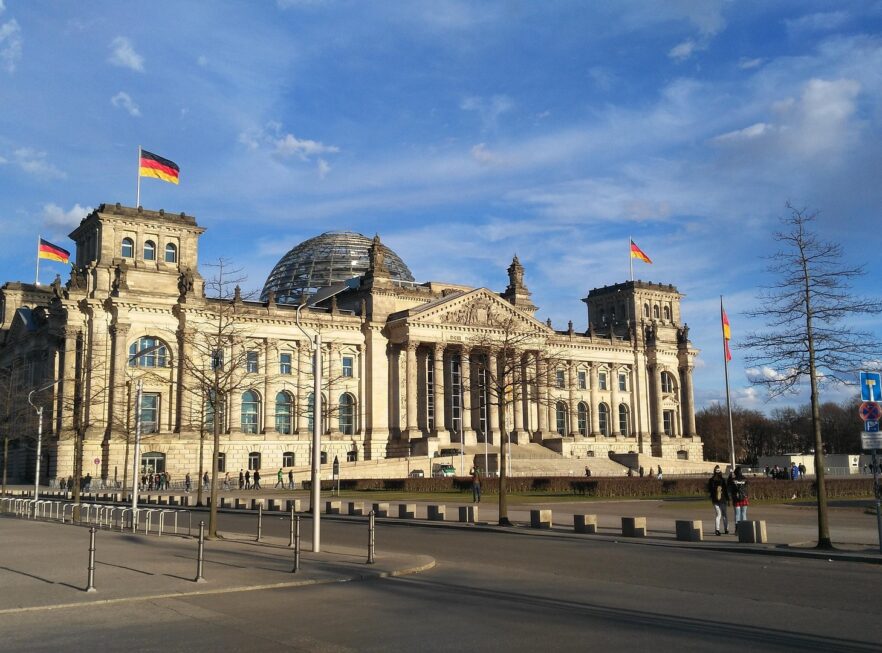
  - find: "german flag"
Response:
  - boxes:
[139,149,180,185]
[630,239,652,264]
[722,307,733,362]
[38,238,70,264]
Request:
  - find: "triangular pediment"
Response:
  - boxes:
[402,288,549,332]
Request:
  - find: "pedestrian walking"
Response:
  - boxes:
[185,473,192,493]
[657,465,663,480]
[728,467,749,528]
[288,469,294,489]
[584,466,591,478]
[708,465,729,536]
[471,468,481,503]
[253,469,261,490]
[275,468,284,489]
[245,470,251,489]
[203,471,210,490]
[223,472,231,490]
[238,469,245,490]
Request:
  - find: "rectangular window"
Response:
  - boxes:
[248,452,261,471]
[279,352,292,375]
[282,452,295,467]
[141,393,160,434]
[663,410,674,436]
[246,351,259,373]
[618,372,627,392]
[555,369,565,389]
[342,356,354,377]
[599,372,607,391]
[578,371,587,390]
[211,349,224,370]
[216,452,226,473]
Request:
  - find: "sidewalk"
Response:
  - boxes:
[0,517,434,614]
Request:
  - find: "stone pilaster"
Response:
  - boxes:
[432,343,449,441]
[460,347,477,445]
[486,351,500,445]
[589,363,600,436]
[403,341,420,440]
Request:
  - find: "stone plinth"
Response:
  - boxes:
[348,501,365,516]
[530,509,552,529]
[325,500,342,515]
[574,514,598,534]
[398,503,416,519]
[622,516,646,537]
[675,519,703,542]
[286,499,302,512]
[428,504,446,521]
[458,505,478,523]
[737,520,768,543]
[372,502,389,517]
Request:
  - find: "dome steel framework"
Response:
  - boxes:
[260,231,415,304]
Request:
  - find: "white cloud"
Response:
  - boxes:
[110,91,141,117]
[460,94,513,129]
[12,148,65,179]
[0,1,5,14]
[785,11,849,34]
[317,158,330,179]
[738,57,763,70]
[274,133,339,159]
[668,38,698,61]
[470,143,505,166]
[712,122,770,143]
[41,203,91,229]
[0,17,22,72]
[108,36,144,72]
[745,366,789,383]
[197,55,208,67]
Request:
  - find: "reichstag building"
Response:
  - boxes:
[0,203,703,483]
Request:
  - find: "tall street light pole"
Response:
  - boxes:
[27,379,61,499]
[296,301,322,553]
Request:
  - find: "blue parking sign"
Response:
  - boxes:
[860,372,882,402]
[866,419,880,433]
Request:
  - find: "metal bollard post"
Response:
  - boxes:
[292,516,301,573]
[367,510,375,565]
[85,526,97,592]
[256,503,263,542]
[195,520,206,583]
[288,505,295,548]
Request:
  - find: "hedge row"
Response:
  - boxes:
[314,476,875,500]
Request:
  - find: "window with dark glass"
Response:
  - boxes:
[241,390,260,433]
[618,372,627,391]
[279,352,292,375]
[578,371,587,390]
[282,451,295,467]
[141,393,160,433]
[598,403,610,436]
[121,237,134,258]
[128,337,168,368]
[248,452,261,470]
[275,391,292,434]
[598,371,607,391]
[164,243,177,263]
[555,369,565,389]
[555,401,568,435]
[618,403,629,435]
[342,356,354,377]
[246,350,259,373]
[577,402,588,436]
[339,393,355,434]
[144,240,156,261]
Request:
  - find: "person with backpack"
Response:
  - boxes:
[728,467,749,528]
[708,465,729,536]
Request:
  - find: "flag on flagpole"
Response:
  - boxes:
[722,307,733,361]
[630,239,652,264]
[139,149,180,185]
[38,238,71,264]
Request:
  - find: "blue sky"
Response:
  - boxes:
[2,1,881,413]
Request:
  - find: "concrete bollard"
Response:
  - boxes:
[286,499,302,513]
[179,495,191,508]
[348,501,365,516]
[268,499,280,511]
[251,498,265,511]
[427,504,446,521]
[398,503,416,519]
[168,496,178,507]
[325,500,342,515]
[675,519,704,542]
[622,516,647,537]
[737,520,768,544]
[235,498,248,510]
[530,509,552,529]
[574,514,598,534]
[372,502,389,517]
[158,495,168,506]
[458,505,478,523]
[220,497,230,509]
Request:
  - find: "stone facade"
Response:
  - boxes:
[0,203,703,484]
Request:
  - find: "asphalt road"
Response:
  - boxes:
[3,511,881,652]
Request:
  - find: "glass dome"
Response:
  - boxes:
[260,231,415,304]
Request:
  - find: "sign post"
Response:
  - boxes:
[859,372,882,554]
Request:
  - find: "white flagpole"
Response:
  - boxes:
[629,236,634,281]
[721,296,736,472]
[35,234,41,285]
[136,145,142,208]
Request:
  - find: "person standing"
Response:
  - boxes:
[275,468,284,489]
[184,473,192,493]
[223,472,231,490]
[708,465,729,536]
[245,470,251,490]
[288,469,295,489]
[253,469,261,490]
[657,465,663,480]
[728,467,749,529]
[203,471,209,490]
[471,468,481,503]
[238,469,245,490]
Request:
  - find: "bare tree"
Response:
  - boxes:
[743,204,881,549]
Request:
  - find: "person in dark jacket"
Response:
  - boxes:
[253,469,261,490]
[708,465,729,536]
[728,467,749,528]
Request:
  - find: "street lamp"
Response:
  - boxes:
[27,379,61,499]
[296,300,322,553]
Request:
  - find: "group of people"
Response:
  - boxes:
[627,465,664,479]
[58,475,92,492]
[708,465,750,536]
[765,463,806,480]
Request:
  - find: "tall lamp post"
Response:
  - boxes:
[296,301,322,553]
[27,379,61,499]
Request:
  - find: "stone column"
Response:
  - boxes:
[589,363,600,436]
[680,365,696,436]
[109,322,131,438]
[610,366,619,437]
[61,327,80,432]
[263,339,275,434]
[295,341,305,435]
[567,361,579,437]
[511,354,526,443]
[535,351,548,440]
[652,365,665,436]
[460,348,477,445]
[432,344,449,441]
[404,341,420,440]
[326,341,337,434]
[487,352,500,445]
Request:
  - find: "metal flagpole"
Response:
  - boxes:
[35,234,41,285]
[721,296,736,472]
[629,236,634,281]
[136,146,141,208]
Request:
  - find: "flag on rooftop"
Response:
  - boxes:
[38,238,70,264]
[629,239,652,264]
[139,149,180,185]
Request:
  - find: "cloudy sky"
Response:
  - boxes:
[1,1,880,412]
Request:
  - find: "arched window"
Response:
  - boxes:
[643,303,650,317]
[143,240,156,261]
[129,336,168,368]
[275,391,293,434]
[121,237,134,258]
[164,242,177,263]
[618,403,630,436]
[241,390,260,434]
[653,305,660,319]
[555,401,568,436]
[339,393,355,435]
[282,451,295,467]
[248,451,261,470]
[663,305,671,321]
[661,371,675,394]
[577,402,589,436]
[598,403,610,436]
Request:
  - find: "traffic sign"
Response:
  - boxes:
[861,372,882,402]
[859,402,882,422]
[861,432,882,450]
[866,419,880,433]
[93,457,101,465]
